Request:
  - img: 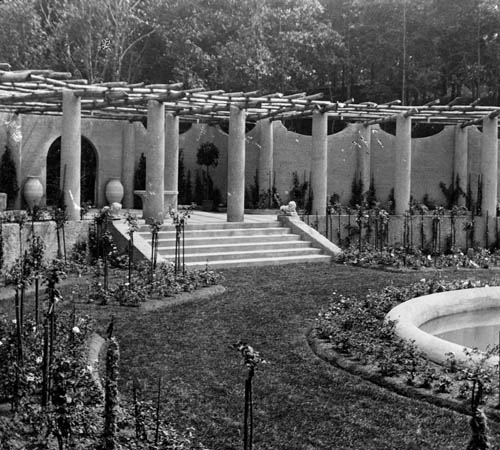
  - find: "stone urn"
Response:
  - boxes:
[23,176,43,208]
[105,178,124,205]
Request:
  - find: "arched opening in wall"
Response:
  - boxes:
[281,117,347,135]
[476,126,500,138]
[411,123,445,138]
[46,136,98,206]
[179,121,192,134]
[379,121,445,137]
[218,121,256,135]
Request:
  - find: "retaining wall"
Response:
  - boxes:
[0,112,494,211]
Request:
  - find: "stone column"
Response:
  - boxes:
[356,123,372,194]
[394,114,412,215]
[258,119,274,195]
[227,105,246,222]
[311,110,328,215]
[121,121,135,209]
[6,114,22,209]
[481,115,498,217]
[453,125,468,207]
[164,112,179,211]
[143,100,165,222]
[61,90,81,220]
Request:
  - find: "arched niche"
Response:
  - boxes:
[379,121,445,138]
[46,136,98,206]
[281,117,347,135]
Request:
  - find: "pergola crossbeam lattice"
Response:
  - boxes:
[1,69,500,127]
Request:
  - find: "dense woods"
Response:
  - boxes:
[1,0,500,105]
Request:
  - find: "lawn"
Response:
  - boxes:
[80,263,500,450]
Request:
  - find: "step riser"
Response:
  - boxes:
[182,255,331,269]
[140,228,290,239]
[158,241,311,255]
[155,234,300,246]
[138,221,280,232]
[161,248,322,262]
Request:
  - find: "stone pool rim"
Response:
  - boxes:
[385,286,500,368]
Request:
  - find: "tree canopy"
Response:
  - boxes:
[1,0,500,104]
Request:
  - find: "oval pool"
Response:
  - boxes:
[420,307,500,352]
[385,287,500,367]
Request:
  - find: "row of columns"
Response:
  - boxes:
[59,90,499,223]
[391,114,498,217]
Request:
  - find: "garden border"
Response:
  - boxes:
[307,327,500,422]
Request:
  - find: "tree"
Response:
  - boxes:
[196,142,219,199]
[133,153,146,208]
[0,0,50,69]
[0,146,19,208]
[36,0,158,82]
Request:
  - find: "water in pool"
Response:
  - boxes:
[420,307,500,352]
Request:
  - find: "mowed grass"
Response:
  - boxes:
[3,264,500,448]
[94,264,500,450]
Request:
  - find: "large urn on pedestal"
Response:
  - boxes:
[105,178,124,204]
[23,176,44,208]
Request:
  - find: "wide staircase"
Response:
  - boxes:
[134,220,332,269]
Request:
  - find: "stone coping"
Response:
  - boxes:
[385,287,500,368]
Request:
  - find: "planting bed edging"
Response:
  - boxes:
[83,286,226,389]
[385,287,500,367]
[140,285,226,311]
[307,328,500,421]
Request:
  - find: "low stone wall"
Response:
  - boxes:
[301,213,498,251]
[1,220,91,269]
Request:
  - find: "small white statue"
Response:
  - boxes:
[110,202,122,217]
[280,200,297,216]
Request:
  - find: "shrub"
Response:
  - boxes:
[316,276,498,398]
[0,145,19,208]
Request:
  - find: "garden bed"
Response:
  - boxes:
[311,275,500,423]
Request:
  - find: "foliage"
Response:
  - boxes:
[104,337,120,450]
[2,0,500,104]
[349,174,364,207]
[133,153,146,208]
[316,276,499,405]
[196,142,219,201]
[0,309,102,448]
[288,171,310,211]
[440,175,466,209]
[0,145,19,208]
[336,243,500,270]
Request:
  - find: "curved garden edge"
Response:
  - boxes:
[140,285,226,311]
[338,262,500,273]
[306,327,500,422]
[86,284,226,387]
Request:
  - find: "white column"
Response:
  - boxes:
[394,114,412,215]
[121,121,135,209]
[164,112,179,211]
[453,125,468,207]
[311,110,328,215]
[143,100,165,222]
[356,123,372,194]
[258,119,274,194]
[7,114,22,209]
[61,90,81,220]
[481,115,498,217]
[227,105,246,222]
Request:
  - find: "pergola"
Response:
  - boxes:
[1,67,498,222]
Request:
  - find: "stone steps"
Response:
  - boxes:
[135,220,332,268]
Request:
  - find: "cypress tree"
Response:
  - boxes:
[133,153,146,208]
[0,145,19,208]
